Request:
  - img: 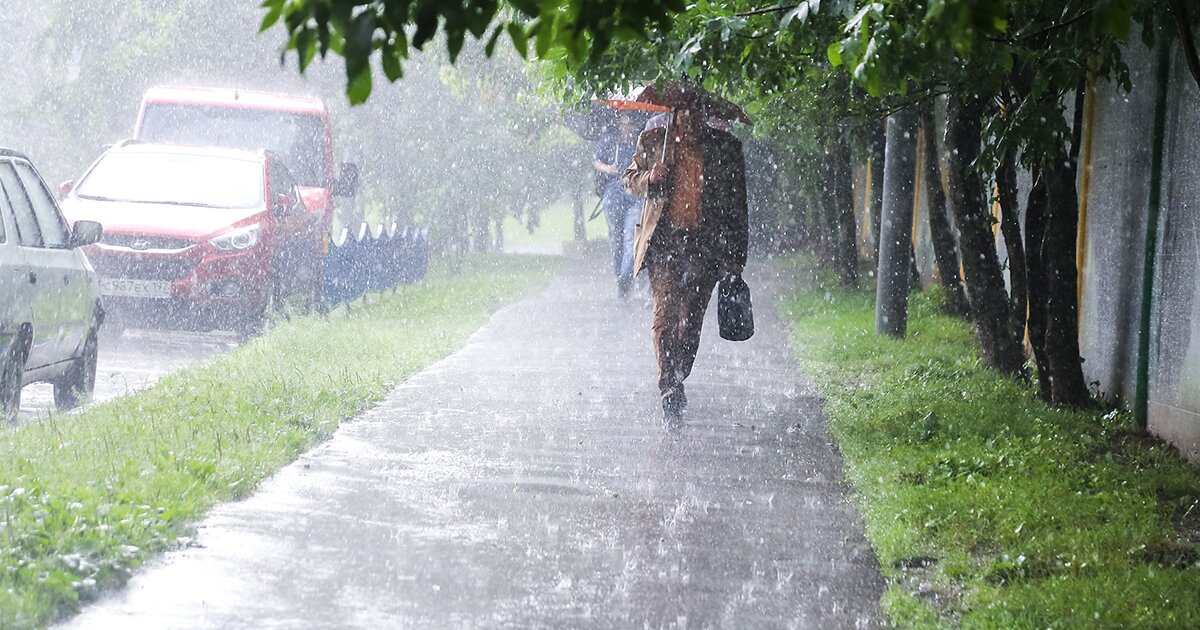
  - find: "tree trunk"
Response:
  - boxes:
[919,102,969,316]
[1039,153,1091,406]
[1024,168,1052,399]
[1018,79,1092,407]
[832,134,860,286]
[869,119,886,262]
[943,92,1025,375]
[818,173,839,270]
[817,151,842,273]
[996,150,1028,342]
[875,108,918,337]
[800,187,823,257]
[470,209,490,253]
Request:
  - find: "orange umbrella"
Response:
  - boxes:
[594,98,673,114]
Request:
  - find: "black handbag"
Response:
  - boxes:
[594,171,610,197]
[718,274,754,341]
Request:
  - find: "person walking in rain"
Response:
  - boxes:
[622,90,749,426]
[593,113,645,299]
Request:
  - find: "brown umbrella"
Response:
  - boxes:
[635,81,753,126]
[627,81,752,168]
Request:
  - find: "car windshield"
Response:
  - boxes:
[74,151,264,209]
[138,104,326,188]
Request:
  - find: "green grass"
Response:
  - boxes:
[502,200,609,253]
[780,258,1200,629]
[0,254,562,628]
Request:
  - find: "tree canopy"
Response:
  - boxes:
[260,0,686,103]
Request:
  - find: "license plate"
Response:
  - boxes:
[100,278,173,299]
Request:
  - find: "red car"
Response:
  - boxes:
[134,86,359,243]
[59,143,325,336]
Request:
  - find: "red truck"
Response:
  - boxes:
[132,86,358,255]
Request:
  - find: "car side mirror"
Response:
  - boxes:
[274,193,293,216]
[71,220,103,248]
[332,162,359,197]
[59,180,75,200]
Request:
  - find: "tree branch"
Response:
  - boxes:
[735,5,799,19]
[845,88,950,125]
[987,9,1094,44]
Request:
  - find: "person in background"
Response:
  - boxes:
[593,113,644,299]
[622,103,749,426]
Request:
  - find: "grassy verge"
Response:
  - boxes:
[781,259,1200,628]
[0,254,562,628]
[502,200,609,253]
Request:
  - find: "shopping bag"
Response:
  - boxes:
[718,274,754,341]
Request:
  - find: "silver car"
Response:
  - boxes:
[0,148,104,422]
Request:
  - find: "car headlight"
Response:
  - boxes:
[210,224,261,251]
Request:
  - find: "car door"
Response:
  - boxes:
[15,159,91,358]
[0,188,32,361]
[267,159,317,295]
[0,159,66,368]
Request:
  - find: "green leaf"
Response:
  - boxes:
[464,0,496,37]
[294,29,315,72]
[393,28,409,58]
[534,13,555,59]
[259,0,284,33]
[1103,6,1132,41]
[508,22,528,58]
[343,10,377,70]
[346,66,373,105]
[447,28,466,62]
[381,46,404,81]
[301,35,318,70]
[411,5,439,50]
[317,23,332,55]
[781,4,808,30]
[925,0,945,21]
[827,42,843,66]
[845,3,882,32]
[1000,52,1014,74]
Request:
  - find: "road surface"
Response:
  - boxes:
[19,328,236,421]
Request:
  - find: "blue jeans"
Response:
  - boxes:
[602,184,643,289]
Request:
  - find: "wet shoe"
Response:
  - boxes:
[662,387,685,427]
[663,408,684,429]
[617,276,632,301]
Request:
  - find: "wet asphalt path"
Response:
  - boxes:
[64,260,884,629]
[20,329,236,421]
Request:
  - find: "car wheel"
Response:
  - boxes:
[54,328,98,411]
[99,311,125,342]
[237,278,281,341]
[307,258,329,316]
[1,339,27,424]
